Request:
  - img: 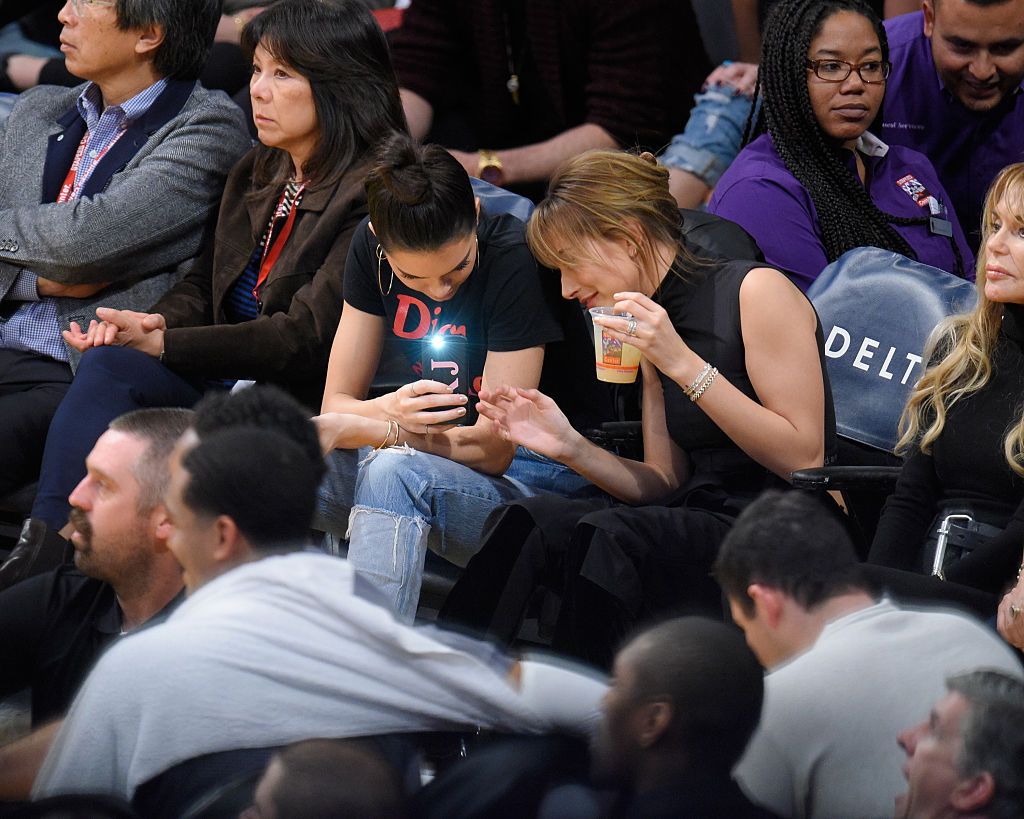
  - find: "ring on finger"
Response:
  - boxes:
[409,384,419,397]
[1012,604,1022,621]
[626,318,638,337]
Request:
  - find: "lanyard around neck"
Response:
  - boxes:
[253,182,307,299]
[58,129,126,203]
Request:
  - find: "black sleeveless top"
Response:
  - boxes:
[654,252,837,491]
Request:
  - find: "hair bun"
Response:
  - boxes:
[377,132,431,206]
[638,151,657,166]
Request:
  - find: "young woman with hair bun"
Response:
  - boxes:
[708,0,972,291]
[316,131,602,622]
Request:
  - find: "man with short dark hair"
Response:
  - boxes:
[589,617,777,818]
[714,490,1022,819]
[243,739,409,819]
[414,615,777,818]
[164,424,323,592]
[0,0,248,498]
[896,670,1024,818]
[878,0,1024,240]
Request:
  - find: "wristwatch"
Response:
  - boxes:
[477,150,504,186]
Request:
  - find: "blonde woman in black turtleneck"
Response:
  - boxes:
[870,163,1024,613]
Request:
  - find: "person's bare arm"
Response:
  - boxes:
[4,55,46,91]
[478,360,690,505]
[602,272,826,481]
[401,88,434,142]
[0,721,61,800]
[213,7,265,44]
[691,269,826,477]
[668,167,712,210]
[449,123,618,188]
[731,0,762,63]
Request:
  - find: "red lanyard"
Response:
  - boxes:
[57,129,126,203]
[253,182,307,299]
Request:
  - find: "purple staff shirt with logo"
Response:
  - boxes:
[881,11,1024,247]
[708,131,973,292]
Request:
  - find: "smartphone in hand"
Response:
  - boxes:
[419,333,477,425]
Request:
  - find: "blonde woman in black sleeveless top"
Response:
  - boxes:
[442,149,837,667]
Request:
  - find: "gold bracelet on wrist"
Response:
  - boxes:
[375,419,398,451]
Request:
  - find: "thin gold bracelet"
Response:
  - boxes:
[374,419,397,450]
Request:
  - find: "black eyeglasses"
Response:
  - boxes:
[805,59,891,84]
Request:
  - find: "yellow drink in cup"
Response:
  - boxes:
[589,307,641,383]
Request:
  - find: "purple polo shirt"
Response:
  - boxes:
[707,132,973,292]
[881,11,1024,247]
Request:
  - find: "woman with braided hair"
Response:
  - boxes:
[708,0,972,291]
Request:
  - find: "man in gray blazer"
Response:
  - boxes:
[0,0,249,499]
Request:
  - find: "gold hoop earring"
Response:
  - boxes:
[377,244,393,296]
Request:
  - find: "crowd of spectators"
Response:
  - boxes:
[1,0,1024,816]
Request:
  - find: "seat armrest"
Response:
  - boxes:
[791,465,902,491]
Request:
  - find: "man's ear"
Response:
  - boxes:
[212,515,249,565]
[748,583,785,628]
[151,505,173,549]
[637,699,673,749]
[134,23,164,60]
[922,0,935,38]
[950,771,994,813]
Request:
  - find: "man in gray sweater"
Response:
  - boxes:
[714,490,1023,819]
[0,0,248,500]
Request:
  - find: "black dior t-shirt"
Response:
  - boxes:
[344,209,564,414]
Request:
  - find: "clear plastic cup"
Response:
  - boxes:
[589,307,641,383]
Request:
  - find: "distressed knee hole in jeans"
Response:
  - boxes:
[346,506,430,622]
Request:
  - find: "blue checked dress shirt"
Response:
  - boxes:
[0,78,168,363]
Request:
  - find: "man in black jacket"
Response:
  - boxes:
[0,407,189,800]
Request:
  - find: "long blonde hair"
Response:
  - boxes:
[526,150,698,282]
[897,162,1024,474]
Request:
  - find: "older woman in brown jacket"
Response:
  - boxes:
[27,0,407,530]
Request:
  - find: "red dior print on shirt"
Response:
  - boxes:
[393,294,467,339]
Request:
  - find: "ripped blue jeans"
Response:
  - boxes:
[659,83,758,188]
[316,445,599,622]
